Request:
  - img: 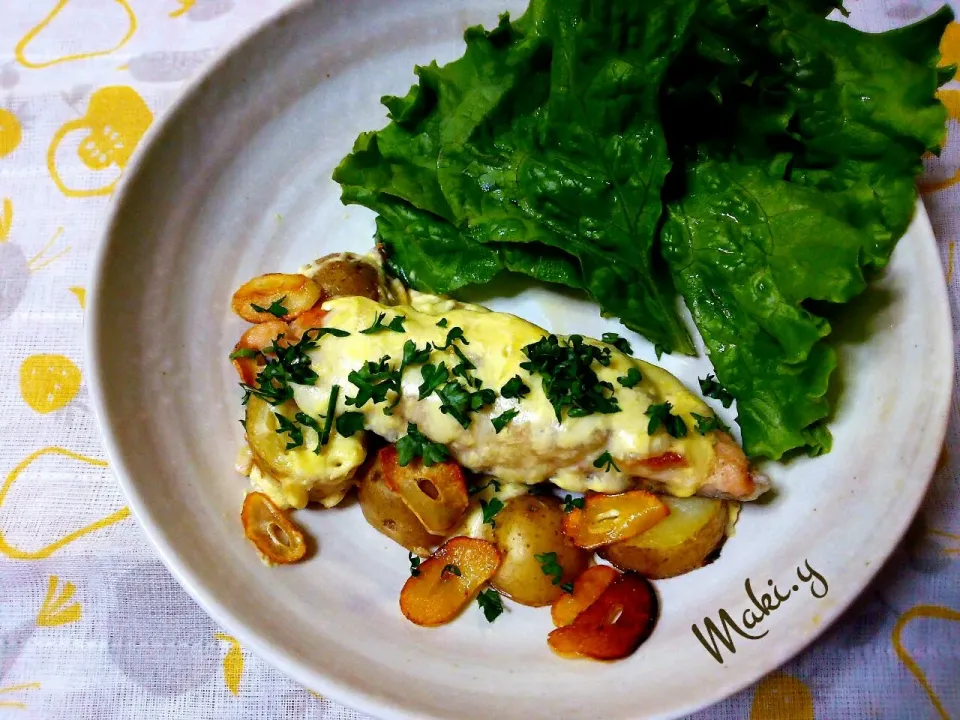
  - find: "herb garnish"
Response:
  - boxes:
[395,422,450,467]
[593,451,621,473]
[476,588,504,622]
[601,332,633,355]
[360,312,406,334]
[436,318,448,328]
[250,296,288,318]
[520,335,619,421]
[491,409,519,433]
[318,385,340,446]
[562,494,585,513]
[408,552,421,577]
[560,581,574,593]
[435,381,495,429]
[480,497,504,527]
[418,363,450,399]
[469,478,501,496]
[500,375,529,399]
[229,348,258,360]
[699,374,734,408]
[335,412,365,437]
[274,413,304,450]
[645,401,688,438]
[346,356,395,408]
[691,412,724,435]
[441,563,462,579]
[617,367,643,388]
[295,412,323,454]
[534,551,564,586]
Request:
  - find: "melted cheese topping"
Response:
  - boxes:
[285,295,718,500]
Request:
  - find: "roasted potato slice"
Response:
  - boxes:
[288,306,328,339]
[231,320,291,385]
[241,491,306,564]
[309,254,382,301]
[547,572,658,660]
[231,273,321,323]
[380,446,468,535]
[599,496,728,579]
[357,452,442,556]
[562,490,669,550]
[551,564,619,628]
[399,537,501,626]
[491,496,590,607]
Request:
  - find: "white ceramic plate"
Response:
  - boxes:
[87,1,953,718]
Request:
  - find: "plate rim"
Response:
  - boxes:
[85,2,955,718]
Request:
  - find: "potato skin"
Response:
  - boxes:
[599,497,728,579]
[357,453,441,556]
[491,496,589,607]
[311,254,382,301]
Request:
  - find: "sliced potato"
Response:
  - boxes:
[599,496,727,579]
[241,491,306,564]
[231,320,290,385]
[551,564,619,628]
[399,537,501,626]
[547,572,658,660]
[357,452,442,556]
[309,255,381,301]
[231,273,321,323]
[380,446,468,535]
[491,496,590,607]
[289,306,328,339]
[562,490,669,550]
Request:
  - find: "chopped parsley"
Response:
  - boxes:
[360,312,406,334]
[395,422,450,467]
[617,367,643,388]
[500,375,530,399]
[418,363,450,399]
[601,332,633,355]
[250,296,288,317]
[562,494,585,513]
[520,335,620,421]
[491,409,519,434]
[436,318,448,328]
[335,411,365,437]
[274,413,304,450]
[441,563,462,579]
[534,551,564,585]
[229,347,258,360]
[408,552,421,577]
[560,581,574,593]
[469,478,501,496]
[440,326,468,348]
[699,374,734,408]
[435,381,495,429]
[295,411,323,454]
[318,385,340,446]
[480,497,505,527]
[645,401,688,438]
[346,356,395,408]
[401,339,433,367]
[692,412,724,435]
[476,588,504,622]
[593,451,621,473]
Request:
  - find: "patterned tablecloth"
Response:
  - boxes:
[0,1,958,718]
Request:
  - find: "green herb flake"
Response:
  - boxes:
[560,581,574,593]
[295,412,324,454]
[645,401,688,438]
[500,375,530,399]
[360,312,406,335]
[318,385,340,446]
[491,409,519,434]
[480,497,504,527]
[601,332,633,355]
[418,363,450,400]
[476,588,504,623]
[469,478,501,496]
[408,552,422,577]
[441,563,462,579]
[251,296,288,318]
[699,375,734,409]
[436,318,448,328]
[336,411,365,438]
[562,494,585,513]
[395,422,450,467]
[274,413,304,450]
[534,551,564,586]
[229,348,258,360]
[592,451,621,473]
[617,367,643,389]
